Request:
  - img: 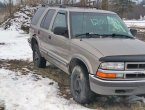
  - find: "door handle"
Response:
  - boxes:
[48,35,51,39]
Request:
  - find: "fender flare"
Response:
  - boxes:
[69,54,93,74]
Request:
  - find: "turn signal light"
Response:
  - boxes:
[96,71,116,79]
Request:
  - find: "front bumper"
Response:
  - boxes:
[89,74,145,95]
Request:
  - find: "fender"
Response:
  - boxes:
[70,54,94,74]
[31,34,41,49]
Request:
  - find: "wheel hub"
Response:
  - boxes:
[74,75,82,97]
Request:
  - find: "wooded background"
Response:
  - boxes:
[0,0,145,23]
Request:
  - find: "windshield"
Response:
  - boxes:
[70,12,133,38]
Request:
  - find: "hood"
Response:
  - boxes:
[73,38,145,58]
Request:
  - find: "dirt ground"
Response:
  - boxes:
[0,108,4,110]
[134,27,145,41]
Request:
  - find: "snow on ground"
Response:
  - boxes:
[0,30,92,110]
[0,30,32,60]
[0,6,94,110]
[1,6,36,32]
[0,69,90,110]
[124,20,145,28]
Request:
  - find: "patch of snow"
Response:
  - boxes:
[0,30,32,60]
[1,6,37,32]
[124,20,145,28]
[0,28,93,110]
[0,69,90,110]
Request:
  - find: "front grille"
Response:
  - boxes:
[126,73,145,78]
[125,62,145,79]
[126,63,145,70]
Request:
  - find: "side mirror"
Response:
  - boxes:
[53,27,68,37]
[130,29,137,36]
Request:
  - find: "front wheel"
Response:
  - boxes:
[33,44,46,68]
[70,65,96,104]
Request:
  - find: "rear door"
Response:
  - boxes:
[38,9,56,52]
[30,7,46,46]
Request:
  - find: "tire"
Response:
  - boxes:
[33,44,46,68]
[70,65,95,104]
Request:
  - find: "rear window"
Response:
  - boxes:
[31,7,46,25]
[40,9,56,29]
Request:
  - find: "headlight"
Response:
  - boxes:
[100,62,124,70]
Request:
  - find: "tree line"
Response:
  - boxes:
[1,0,145,19]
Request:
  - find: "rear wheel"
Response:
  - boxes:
[70,65,95,104]
[33,44,46,68]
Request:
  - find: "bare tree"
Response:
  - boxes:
[9,0,13,16]
[3,0,13,17]
[80,0,87,6]
[96,0,101,9]
[101,0,108,10]
[18,0,48,6]
[20,0,24,5]
[110,0,135,18]
[63,0,70,4]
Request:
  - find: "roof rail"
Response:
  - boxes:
[42,4,66,8]
[41,4,98,9]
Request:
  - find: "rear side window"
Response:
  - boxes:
[40,9,56,29]
[31,7,46,25]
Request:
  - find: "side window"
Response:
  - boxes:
[52,11,68,38]
[40,9,56,29]
[52,12,67,30]
[31,7,46,25]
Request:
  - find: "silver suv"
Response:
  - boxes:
[29,6,145,104]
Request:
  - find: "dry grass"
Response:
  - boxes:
[129,27,145,41]
[0,13,5,23]
[0,107,4,110]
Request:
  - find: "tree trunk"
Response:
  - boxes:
[102,0,108,10]
[8,0,13,17]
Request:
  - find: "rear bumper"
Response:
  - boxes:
[89,74,145,95]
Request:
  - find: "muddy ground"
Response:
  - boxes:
[0,108,4,110]
[133,27,145,41]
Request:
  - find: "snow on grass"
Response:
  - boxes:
[0,29,93,110]
[124,20,145,28]
[1,6,36,32]
[0,69,90,110]
[0,30,32,60]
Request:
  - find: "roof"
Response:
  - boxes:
[44,6,116,14]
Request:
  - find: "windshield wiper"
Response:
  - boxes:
[75,33,101,38]
[102,33,134,39]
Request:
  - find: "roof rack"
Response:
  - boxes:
[41,3,98,9]
[42,4,66,8]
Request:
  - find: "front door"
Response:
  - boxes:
[49,11,70,68]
